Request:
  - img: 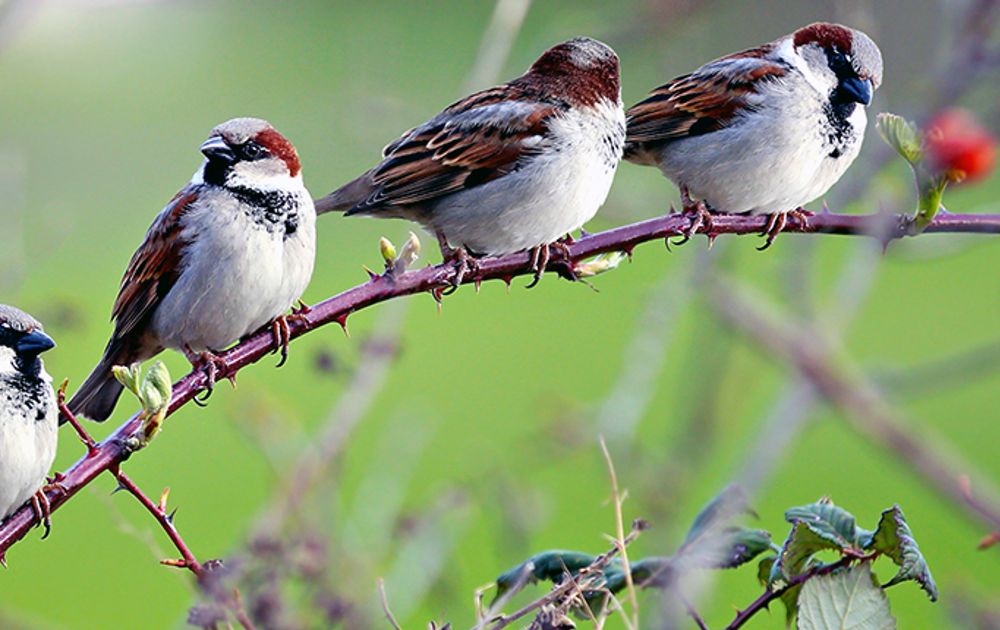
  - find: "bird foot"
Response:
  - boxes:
[673,192,714,247]
[183,347,228,406]
[270,303,311,367]
[30,488,53,540]
[757,208,814,251]
[271,316,291,368]
[525,243,551,288]
[440,246,480,296]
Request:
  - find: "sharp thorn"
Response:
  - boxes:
[334,315,350,337]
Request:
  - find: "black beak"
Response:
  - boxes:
[200,136,237,165]
[837,76,873,106]
[16,329,55,356]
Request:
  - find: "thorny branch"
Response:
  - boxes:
[3,209,1000,559]
[723,553,879,630]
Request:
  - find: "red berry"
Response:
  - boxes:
[924,109,997,184]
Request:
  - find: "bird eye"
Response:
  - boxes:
[242,141,265,160]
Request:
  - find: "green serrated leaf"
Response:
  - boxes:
[865,505,938,602]
[494,550,596,602]
[876,113,923,164]
[785,498,860,550]
[797,561,896,630]
[774,522,845,582]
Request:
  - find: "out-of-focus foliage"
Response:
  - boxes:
[1,1,998,628]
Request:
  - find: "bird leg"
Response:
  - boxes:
[269,301,312,367]
[183,346,228,405]
[436,232,479,295]
[674,187,714,246]
[525,243,551,289]
[30,488,52,539]
[271,316,292,368]
[757,208,813,251]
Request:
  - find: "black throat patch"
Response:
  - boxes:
[1,372,52,422]
[820,100,857,159]
[227,186,302,238]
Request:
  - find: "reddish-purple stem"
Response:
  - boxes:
[1,210,998,557]
[111,470,203,576]
[724,553,878,629]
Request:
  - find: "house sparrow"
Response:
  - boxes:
[625,22,883,248]
[316,37,625,286]
[68,118,315,422]
[0,305,58,531]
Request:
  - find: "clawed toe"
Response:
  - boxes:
[440,246,480,295]
[673,188,715,246]
[757,208,812,251]
[184,346,227,405]
[525,244,551,288]
[30,489,52,540]
[271,316,292,367]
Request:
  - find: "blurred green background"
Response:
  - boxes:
[1,0,999,628]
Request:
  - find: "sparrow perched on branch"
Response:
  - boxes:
[316,36,625,286]
[68,118,316,421]
[625,22,883,248]
[0,305,58,526]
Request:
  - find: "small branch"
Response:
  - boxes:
[599,437,639,630]
[111,472,202,576]
[377,577,403,630]
[2,209,1000,559]
[486,519,649,630]
[680,593,709,630]
[725,553,879,629]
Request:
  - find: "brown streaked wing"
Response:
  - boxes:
[110,186,199,339]
[360,92,559,209]
[626,49,786,143]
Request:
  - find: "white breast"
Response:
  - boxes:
[428,99,625,256]
[655,73,867,214]
[152,186,316,352]
[0,365,57,520]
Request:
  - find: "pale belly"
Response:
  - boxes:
[152,213,315,352]
[0,392,56,520]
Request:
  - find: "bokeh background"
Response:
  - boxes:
[1,0,999,628]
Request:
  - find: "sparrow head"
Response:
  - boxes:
[793,22,883,108]
[198,117,302,189]
[0,305,55,379]
[522,37,621,106]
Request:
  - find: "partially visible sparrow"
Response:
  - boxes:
[68,118,316,422]
[0,305,57,528]
[316,36,625,286]
[625,22,883,248]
